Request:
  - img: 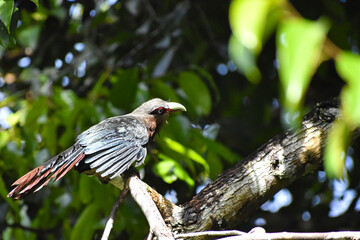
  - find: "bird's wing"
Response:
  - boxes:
[8,116,150,199]
[76,115,149,180]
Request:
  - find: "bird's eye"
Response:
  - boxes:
[151,107,166,115]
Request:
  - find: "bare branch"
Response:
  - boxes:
[219,231,360,240]
[101,187,129,240]
[128,174,174,240]
[153,100,342,235]
[174,229,360,240]
[103,100,356,240]
[175,230,245,239]
[6,223,56,235]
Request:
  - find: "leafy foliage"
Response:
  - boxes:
[0,0,360,239]
[228,0,360,178]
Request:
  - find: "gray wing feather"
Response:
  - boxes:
[108,157,136,179]
[93,146,134,171]
[83,139,125,155]
[135,148,147,167]
[78,130,120,145]
[100,149,140,178]
[84,142,127,164]
[77,116,149,179]
[110,148,146,179]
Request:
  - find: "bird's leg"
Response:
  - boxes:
[109,167,140,190]
[109,176,125,190]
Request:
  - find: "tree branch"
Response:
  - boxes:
[101,187,129,240]
[174,229,360,239]
[219,231,360,240]
[114,100,357,239]
[147,100,344,236]
[175,230,245,239]
[128,173,174,240]
[157,100,341,234]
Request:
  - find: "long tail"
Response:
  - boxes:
[8,144,85,199]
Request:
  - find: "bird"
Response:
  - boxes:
[8,98,186,199]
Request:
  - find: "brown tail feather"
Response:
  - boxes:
[32,153,85,196]
[54,153,85,181]
[8,149,85,199]
[18,174,46,195]
[8,166,44,198]
[11,166,43,186]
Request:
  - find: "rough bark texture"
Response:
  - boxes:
[145,100,342,237]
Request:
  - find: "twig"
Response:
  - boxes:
[146,230,154,240]
[175,229,360,240]
[175,230,246,239]
[116,1,189,67]
[128,174,174,240]
[101,187,129,240]
[142,0,157,20]
[218,231,360,240]
[6,223,55,235]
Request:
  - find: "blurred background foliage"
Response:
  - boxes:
[0,0,359,239]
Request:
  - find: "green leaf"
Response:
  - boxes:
[228,0,282,83]
[324,120,350,179]
[163,137,209,174]
[60,89,78,109]
[178,71,211,117]
[336,52,360,125]
[89,70,110,98]
[198,133,239,165]
[17,24,41,49]
[0,19,15,48]
[24,97,48,128]
[326,52,360,179]
[42,117,58,153]
[31,0,38,6]
[110,68,139,111]
[32,200,57,231]
[78,175,93,204]
[207,152,223,180]
[228,35,261,84]
[191,66,221,102]
[154,154,195,187]
[0,0,14,32]
[277,18,329,114]
[0,176,20,214]
[229,0,273,53]
[6,109,25,127]
[160,115,191,144]
[0,131,10,148]
[71,205,99,240]
[150,80,179,102]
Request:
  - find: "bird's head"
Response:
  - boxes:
[131,98,186,131]
[132,98,186,116]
